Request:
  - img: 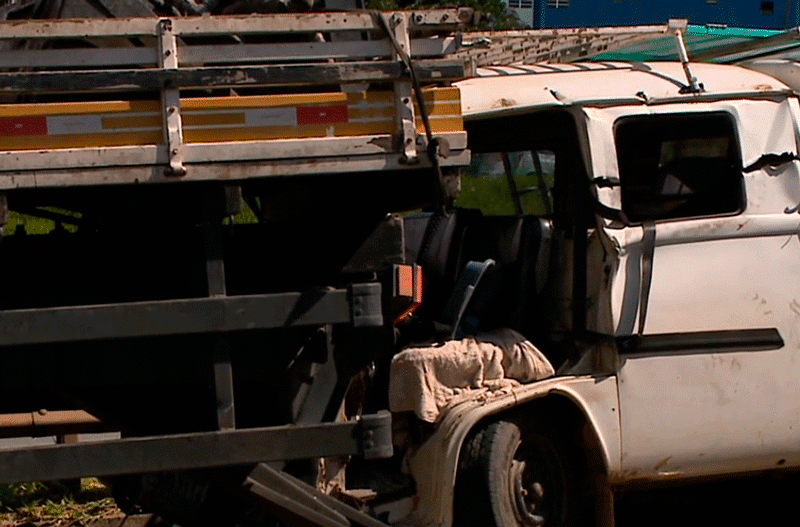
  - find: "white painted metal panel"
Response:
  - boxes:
[586,97,800,482]
[401,375,621,527]
[614,234,800,481]
[456,62,790,120]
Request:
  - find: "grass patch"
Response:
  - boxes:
[456,173,553,216]
[0,479,122,527]
[456,150,555,216]
[4,212,66,236]
[4,201,258,237]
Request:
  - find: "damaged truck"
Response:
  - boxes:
[1,5,800,527]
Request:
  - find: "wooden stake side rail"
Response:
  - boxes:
[0,9,470,39]
[0,10,471,186]
[0,60,466,92]
[456,23,678,66]
[0,134,469,190]
[0,37,461,69]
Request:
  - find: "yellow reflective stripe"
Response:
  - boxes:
[0,131,161,150]
[183,112,247,126]
[415,101,462,116]
[416,116,463,134]
[0,87,462,149]
[184,125,331,142]
[0,100,159,117]
[101,115,161,129]
[181,92,347,111]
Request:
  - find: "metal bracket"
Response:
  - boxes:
[158,18,186,176]
[389,13,418,164]
[0,412,393,484]
[357,411,393,460]
[246,461,392,527]
[350,282,383,328]
[408,9,464,27]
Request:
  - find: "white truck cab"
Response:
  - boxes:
[399,60,800,527]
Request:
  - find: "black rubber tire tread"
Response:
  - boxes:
[454,418,586,527]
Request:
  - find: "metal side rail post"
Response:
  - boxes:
[0,283,382,346]
[245,463,391,527]
[0,412,392,484]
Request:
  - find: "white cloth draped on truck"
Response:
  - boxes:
[388,328,555,423]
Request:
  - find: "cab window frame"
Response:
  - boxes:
[613,111,746,224]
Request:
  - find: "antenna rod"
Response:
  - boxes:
[669,19,703,93]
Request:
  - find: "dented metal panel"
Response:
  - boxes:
[579,93,800,482]
[435,66,800,512]
[401,375,621,527]
[456,62,791,120]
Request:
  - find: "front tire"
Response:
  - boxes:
[455,419,585,527]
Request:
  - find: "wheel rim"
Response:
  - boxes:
[508,436,567,527]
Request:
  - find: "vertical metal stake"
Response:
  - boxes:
[202,187,235,430]
[390,13,418,163]
[158,18,186,176]
[214,337,236,430]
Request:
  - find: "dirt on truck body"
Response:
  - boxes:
[3,8,800,527]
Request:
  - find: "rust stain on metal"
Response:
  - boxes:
[653,456,672,471]
[492,98,517,109]
[790,299,800,318]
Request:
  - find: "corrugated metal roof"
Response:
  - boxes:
[592,24,800,62]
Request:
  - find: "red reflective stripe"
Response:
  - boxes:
[414,265,423,304]
[397,265,414,298]
[0,116,48,137]
[393,265,423,325]
[296,105,348,125]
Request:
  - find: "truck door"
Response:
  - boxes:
[593,102,800,481]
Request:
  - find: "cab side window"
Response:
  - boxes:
[614,112,745,222]
[457,150,555,216]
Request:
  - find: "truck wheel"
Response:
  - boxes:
[455,419,583,527]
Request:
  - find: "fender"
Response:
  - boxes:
[401,374,621,527]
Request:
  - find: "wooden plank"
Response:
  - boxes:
[0,148,471,189]
[171,12,379,36]
[174,10,464,35]
[0,17,159,39]
[0,145,166,173]
[0,48,157,69]
[461,24,672,41]
[180,36,458,65]
[0,60,465,93]
[457,24,674,66]
[0,132,466,172]
[0,38,456,70]
[0,10,463,40]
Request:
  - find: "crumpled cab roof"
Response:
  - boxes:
[455,61,792,119]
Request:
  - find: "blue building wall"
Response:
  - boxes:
[507,0,800,29]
